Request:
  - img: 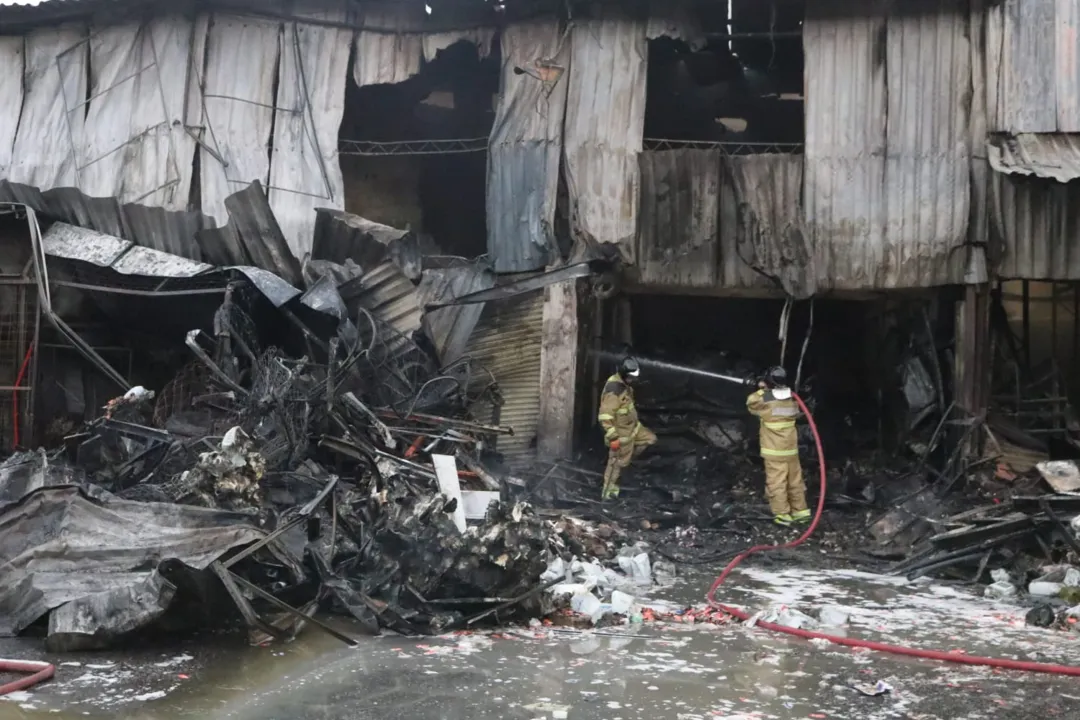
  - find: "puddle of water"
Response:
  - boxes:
[3,567,1080,720]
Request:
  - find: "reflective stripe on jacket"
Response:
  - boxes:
[746,388,799,458]
[598,374,639,442]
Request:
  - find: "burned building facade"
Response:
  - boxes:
[0,0,1076,468]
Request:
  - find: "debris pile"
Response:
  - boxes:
[0,197,606,651]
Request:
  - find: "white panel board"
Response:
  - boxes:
[0,37,23,179]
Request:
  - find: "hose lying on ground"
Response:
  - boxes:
[705,391,1080,677]
[0,658,55,696]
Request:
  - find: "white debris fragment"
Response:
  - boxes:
[1029,581,1065,598]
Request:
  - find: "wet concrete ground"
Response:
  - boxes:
[4,565,1080,720]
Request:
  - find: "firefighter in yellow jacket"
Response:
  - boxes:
[597,357,656,499]
[747,366,809,526]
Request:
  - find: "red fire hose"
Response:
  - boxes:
[705,391,1080,677]
[0,658,55,696]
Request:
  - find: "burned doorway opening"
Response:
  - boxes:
[338,39,500,260]
[584,290,957,502]
[990,280,1080,471]
[644,0,804,146]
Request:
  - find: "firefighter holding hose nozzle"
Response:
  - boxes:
[597,357,656,500]
[747,366,810,527]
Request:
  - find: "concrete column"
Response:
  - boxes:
[537,278,579,459]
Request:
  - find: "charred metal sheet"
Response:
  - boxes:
[43,222,213,277]
[312,208,420,278]
[200,180,305,287]
[424,262,591,309]
[636,150,722,289]
[351,260,423,340]
[803,0,970,290]
[416,264,494,365]
[729,154,811,298]
[464,292,543,470]
[268,18,350,259]
[988,133,1080,183]
[0,485,301,642]
[486,20,568,273]
[563,10,647,260]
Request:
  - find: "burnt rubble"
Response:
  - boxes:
[0,199,618,652]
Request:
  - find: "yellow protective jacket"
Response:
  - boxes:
[746,388,799,457]
[597,374,639,443]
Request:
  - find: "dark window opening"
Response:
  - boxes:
[338,39,500,259]
[644,0,805,146]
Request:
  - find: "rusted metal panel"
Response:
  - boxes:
[803,0,970,290]
[563,10,647,260]
[464,292,543,470]
[486,19,568,273]
[991,173,1080,280]
[988,134,1080,183]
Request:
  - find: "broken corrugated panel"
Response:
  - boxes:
[464,292,543,470]
[0,37,22,178]
[351,261,423,353]
[803,0,969,290]
[646,5,705,48]
[423,27,494,61]
[416,264,494,365]
[729,154,812,298]
[8,25,87,190]
[991,173,1080,280]
[486,20,569,273]
[986,0,1057,133]
[199,16,280,227]
[42,222,213,276]
[987,134,1080,183]
[636,150,721,288]
[268,17,351,259]
[563,11,647,260]
[352,2,423,86]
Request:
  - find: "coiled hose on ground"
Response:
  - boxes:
[705,391,1080,677]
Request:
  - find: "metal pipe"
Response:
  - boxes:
[590,350,751,387]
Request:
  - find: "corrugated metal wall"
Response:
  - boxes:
[563,10,647,260]
[803,0,970,290]
[0,37,22,178]
[8,25,87,191]
[486,20,569,273]
[464,291,543,470]
[636,150,800,293]
[992,174,1080,279]
[986,0,1080,133]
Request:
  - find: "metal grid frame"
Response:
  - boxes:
[55,24,184,206]
[643,138,805,154]
[338,137,489,156]
[0,278,39,450]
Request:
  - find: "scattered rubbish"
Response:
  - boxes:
[1037,461,1080,494]
[851,680,893,697]
[817,607,850,627]
[752,605,818,631]
[1025,604,1056,628]
[1029,581,1065,598]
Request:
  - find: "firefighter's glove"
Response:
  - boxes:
[609,439,621,451]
